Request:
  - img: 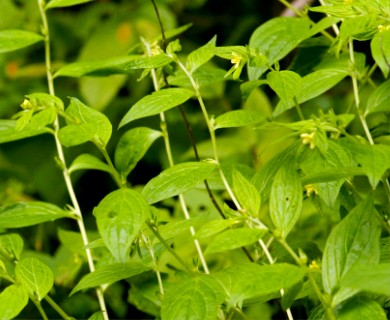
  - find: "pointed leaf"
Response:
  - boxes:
[267,71,302,110]
[270,164,303,238]
[186,36,216,73]
[142,162,218,204]
[119,88,194,127]
[214,110,265,129]
[341,263,390,296]
[161,275,226,320]
[371,29,390,78]
[124,54,173,70]
[205,228,266,254]
[46,0,94,9]
[322,196,381,305]
[0,233,23,261]
[0,202,75,228]
[0,30,43,53]
[114,127,162,178]
[71,262,151,295]
[365,79,390,116]
[69,154,112,174]
[15,257,54,301]
[157,216,205,241]
[0,285,28,319]
[337,298,387,320]
[195,218,238,239]
[94,189,150,262]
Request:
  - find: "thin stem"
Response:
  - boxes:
[97,144,124,188]
[294,97,304,121]
[142,233,164,296]
[44,295,73,320]
[37,1,108,319]
[31,299,49,320]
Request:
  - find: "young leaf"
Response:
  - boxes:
[0,233,24,261]
[341,263,390,296]
[161,275,226,320]
[336,298,387,320]
[267,71,302,111]
[142,162,218,204]
[270,164,303,238]
[322,196,381,305]
[0,30,43,53]
[114,127,162,179]
[248,17,312,79]
[0,285,28,319]
[371,29,390,78]
[365,79,390,116]
[232,168,261,217]
[119,88,194,127]
[157,216,205,241]
[68,154,113,174]
[15,257,54,301]
[195,218,238,239]
[205,228,267,254]
[58,123,97,147]
[216,263,305,306]
[0,202,74,229]
[71,262,151,295]
[94,189,150,262]
[124,54,173,70]
[214,110,265,130]
[45,0,94,9]
[186,36,217,73]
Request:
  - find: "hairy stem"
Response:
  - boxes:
[142,233,164,296]
[37,1,108,318]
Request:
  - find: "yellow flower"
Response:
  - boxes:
[304,184,318,197]
[300,131,316,149]
[378,25,390,33]
[231,52,242,69]
[309,260,320,270]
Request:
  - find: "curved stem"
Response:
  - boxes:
[37,1,108,319]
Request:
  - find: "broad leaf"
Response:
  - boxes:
[0,285,28,319]
[195,218,238,239]
[371,29,390,78]
[186,36,216,73]
[248,17,312,79]
[270,164,303,238]
[267,71,302,111]
[161,275,226,320]
[216,263,305,306]
[232,168,261,217]
[322,196,381,306]
[46,0,94,9]
[205,228,267,254]
[0,30,43,53]
[15,257,54,301]
[69,154,112,174]
[119,88,194,127]
[124,54,173,70]
[0,233,24,261]
[0,202,74,228]
[341,263,390,296]
[71,262,151,295]
[142,162,218,204]
[336,298,387,320]
[365,79,390,116]
[214,110,265,129]
[157,216,205,241]
[94,189,150,262]
[114,127,162,179]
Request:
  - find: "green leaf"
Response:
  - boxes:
[46,0,94,9]
[142,162,218,204]
[186,36,216,73]
[94,189,150,262]
[88,312,104,320]
[336,298,387,320]
[124,54,173,70]
[0,30,43,53]
[0,285,28,319]
[0,202,74,228]
[71,262,150,295]
[216,263,305,306]
[15,257,53,301]
[273,69,348,117]
[232,168,261,217]
[0,233,24,261]
[68,154,112,174]
[267,71,302,110]
[161,275,226,320]
[341,263,390,296]
[114,127,162,179]
[214,110,265,129]
[248,17,312,79]
[119,88,194,127]
[365,79,390,115]
[54,55,139,78]
[322,196,381,305]
[59,97,112,147]
[371,29,390,78]
[195,218,238,239]
[270,164,303,238]
[157,216,205,241]
[205,228,267,254]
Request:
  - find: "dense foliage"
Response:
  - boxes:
[0,0,390,319]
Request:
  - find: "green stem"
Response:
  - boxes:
[31,299,49,320]
[97,144,124,188]
[142,233,164,296]
[294,97,304,121]
[44,295,73,320]
[37,1,109,319]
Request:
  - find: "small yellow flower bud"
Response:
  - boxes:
[304,184,318,197]
[231,52,242,69]
[300,131,316,149]
[309,260,320,270]
[21,99,33,110]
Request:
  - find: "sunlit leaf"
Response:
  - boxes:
[69,154,113,174]
[371,29,390,78]
[0,233,24,261]
[94,189,150,262]
[157,216,205,242]
[365,79,390,115]
[186,36,216,73]
[123,54,173,70]
[142,162,218,204]
[0,285,28,319]
[0,30,43,53]
[214,110,265,129]
[336,298,387,320]
[46,0,94,9]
